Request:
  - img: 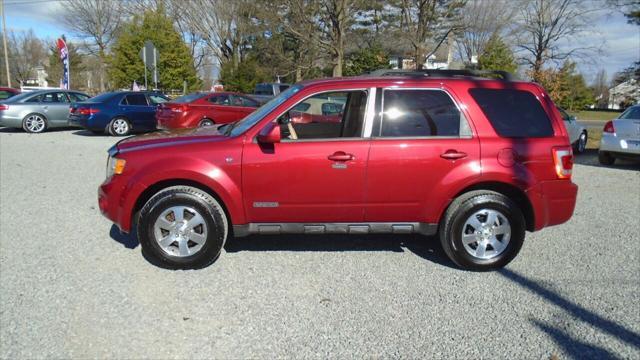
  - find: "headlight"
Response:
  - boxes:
[106,156,126,178]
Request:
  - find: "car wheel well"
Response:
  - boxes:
[450,182,535,232]
[133,179,233,234]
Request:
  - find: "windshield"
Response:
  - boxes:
[229,84,303,137]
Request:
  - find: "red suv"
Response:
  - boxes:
[99,71,578,271]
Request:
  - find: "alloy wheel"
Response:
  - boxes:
[24,115,46,133]
[112,119,129,135]
[461,209,511,260]
[153,206,208,257]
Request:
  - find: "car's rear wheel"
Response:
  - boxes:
[137,186,228,269]
[109,117,131,136]
[598,151,615,165]
[575,131,587,153]
[22,113,47,133]
[199,118,214,127]
[439,190,525,271]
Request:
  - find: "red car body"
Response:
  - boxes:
[156,91,259,130]
[99,75,578,269]
[0,87,20,100]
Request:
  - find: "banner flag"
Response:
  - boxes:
[56,38,70,90]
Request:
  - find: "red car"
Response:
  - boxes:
[156,91,260,130]
[0,87,20,100]
[99,71,578,271]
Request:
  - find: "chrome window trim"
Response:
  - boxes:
[377,87,473,139]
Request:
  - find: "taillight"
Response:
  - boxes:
[77,108,99,115]
[552,147,573,179]
[603,120,615,134]
[171,105,187,113]
[0,104,8,111]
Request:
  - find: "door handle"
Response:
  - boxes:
[440,149,467,160]
[328,151,354,161]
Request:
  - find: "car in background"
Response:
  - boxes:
[598,105,640,165]
[0,87,20,100]
[557,107,587,153]
[69,91,169,136]
[0,89,90,133]
[252,83,290,102]
[156,91,259,130]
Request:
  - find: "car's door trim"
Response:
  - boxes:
[232,222,437,237]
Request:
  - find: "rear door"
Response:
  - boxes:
[364,87,480,223]
[40,92,72,124]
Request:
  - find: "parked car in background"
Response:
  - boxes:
[557,107,587,153]
[598,105,640,165]
[99,70,578,271]
[252,82,290,102]
[0,89,90,133]
[0,87,20,100]
[69,91,169,136]
[156,92,259,130]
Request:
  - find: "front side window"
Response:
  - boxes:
[42,92,69,103]
[230,95,258,107]
[209,94,230,105]
[380,89,469,137]
[124,94,148,106]
[278,90,368,140]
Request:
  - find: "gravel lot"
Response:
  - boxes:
[1,128,639,359]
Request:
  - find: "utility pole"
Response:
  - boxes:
[1,0,11,87]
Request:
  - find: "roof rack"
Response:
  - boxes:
[365,69,517,81]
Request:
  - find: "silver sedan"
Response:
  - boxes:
[0,90,90,133]
[557,107,588,153]
[599,105,640,165]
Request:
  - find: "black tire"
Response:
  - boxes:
[108,117,131,136]
[598,151,615,165]
[439,190,526,271]
[199,118,215,127]
[137,186,228,269]
[22,113,48,133]
[574,131,587,154]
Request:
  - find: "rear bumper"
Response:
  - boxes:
[0,114,22,128]
[68,114,102,130]
[526,179,578,231]
[600,133,640,155]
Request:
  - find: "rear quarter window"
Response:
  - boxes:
[469,88,553,138]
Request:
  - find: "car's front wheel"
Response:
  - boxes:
[137,186,228,269]
[109,117,131,136]
[439,190,525,271]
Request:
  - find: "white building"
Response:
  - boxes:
[608,79,640,110]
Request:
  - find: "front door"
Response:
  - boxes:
[242,89,371,223]
[121,93,155,130]
[364,88,480,223]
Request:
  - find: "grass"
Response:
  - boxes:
[569,110,621,122]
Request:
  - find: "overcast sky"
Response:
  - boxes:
[3,0,639,83]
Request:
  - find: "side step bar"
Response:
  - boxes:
[233,222,437,237]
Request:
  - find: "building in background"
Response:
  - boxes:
[608,79,640,110]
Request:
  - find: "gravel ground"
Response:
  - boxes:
[1,128,639,359]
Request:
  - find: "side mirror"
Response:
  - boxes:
[257,122,281,144]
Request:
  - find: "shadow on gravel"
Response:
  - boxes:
[499,268,640,355]
[574,149,640,171]
[225,234,458,268]
[72,129,108,137]
[110,224,139,249]
[0,126,78,133]
[531,319,616,359]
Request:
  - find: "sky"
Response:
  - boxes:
[3,0,639,83]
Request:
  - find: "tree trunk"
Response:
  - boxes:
[332,48,343,77]
[295,67,302,82]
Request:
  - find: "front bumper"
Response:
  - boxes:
[98,173,146,234]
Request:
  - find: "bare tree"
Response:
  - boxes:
[59,0,123,91]
[591,69,609,108]
[455,0,520,64]
[515,0,599,82]
[392,0,466,69]
[6,30,47,87]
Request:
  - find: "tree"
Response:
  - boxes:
[477,35,517,74]
[108,9,200,91]
[455,0,517,64]
[60,0,123,91]
[394,0,466,69]
[44,39,86,90]
[1,30,47,87]
[219,57,270,92]
[607,0,640,25]
[591,69,609,109]
[516,0,599,83]
[555,61,594,111]
[344,45,390,75]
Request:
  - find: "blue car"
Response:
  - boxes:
[69,91,169,136]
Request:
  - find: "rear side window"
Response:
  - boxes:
[123,94,148,106]
[380,89,470,137]
[469,88,553,138]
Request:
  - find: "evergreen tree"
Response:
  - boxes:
[219,57,269,93]
[344,45,390,76]
[108,8,200,91]
[477,36,517,74]
[556,61,595,111]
